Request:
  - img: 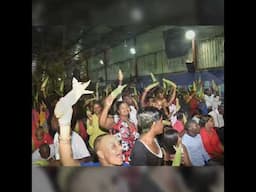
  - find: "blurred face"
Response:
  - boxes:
[123,96,133,105]
[152,99,162,110]
[35,129,44,141]
[100,135,123,166]
[206,117,215,128]
[157,91,164,99]
[118,103,130,117]
[50,116,59,131]
[153,117,164,135]
[190,122,200,134]
[93,103,102,115]
[39,146,50,159]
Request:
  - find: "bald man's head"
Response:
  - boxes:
[93,134,123,166]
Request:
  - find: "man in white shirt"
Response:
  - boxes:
[54,131,91,162]
[208,108,224,128]
[32,143,55,162]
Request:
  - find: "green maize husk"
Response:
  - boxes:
[162,120,171,126]
[60,80,64,95]
[32,159,49,166]
[150,73,157,82]
[146,82,159,91]
[162,78,176,88]
[110,84,127,98]
[41,76,49,90]
[172,144,182,166]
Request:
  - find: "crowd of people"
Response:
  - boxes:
[32,70,224,167]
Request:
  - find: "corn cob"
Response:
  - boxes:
[145,82,159,91]
[212,80,218,92]
[110,84,127,98]
[172,144,183,166]
[150,73,157,82]
[40,76,49,91]
[192,81,196,92]
[162,78,176,88]
[96,82,99,100]
[32,159,49,166]
[162,120,171,126]
[60,80,64,95]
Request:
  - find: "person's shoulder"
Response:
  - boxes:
[122,163,130,167]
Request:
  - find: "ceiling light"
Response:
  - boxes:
[130,47,136,55]
[185,30,196,40]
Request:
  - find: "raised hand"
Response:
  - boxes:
[54,78,93,127]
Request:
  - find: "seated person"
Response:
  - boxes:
[32,127,53,151]
[32,143,57,166]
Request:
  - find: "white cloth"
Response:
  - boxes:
[54,131,90,160]
[209,109,224,128]
[204,94,214,108]
[212,96,221,110]
[169,104,177,125]
[32,144,55,162]
[129,105,138,127]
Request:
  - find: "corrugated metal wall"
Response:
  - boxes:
[87,26,224,82]
[197,36,224,69]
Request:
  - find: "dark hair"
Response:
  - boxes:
[155,86,164,95]
[199,115,212,127]
[115,101,129,115]
[137,106,163,134]
[160,128,179,154]
[185,119,198,131]
[93,100,103,109]
[176,112,184,120]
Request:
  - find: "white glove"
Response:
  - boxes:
[54,98,73,126]
[62,78,93,107]
[54,78,93,127]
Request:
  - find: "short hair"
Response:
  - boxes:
[137,106,163,134]
[39,143,50,158]
[185,119,198,131]
[93,134,109,152]
[199,115,212,127]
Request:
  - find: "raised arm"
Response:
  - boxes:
[99,95,115,130]
[99,84,127,129]
[54,78,93,166]
[140,82,159,108]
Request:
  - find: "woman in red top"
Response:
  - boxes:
[199,115,224,163]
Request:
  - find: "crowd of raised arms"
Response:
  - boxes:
[32,70,224,167]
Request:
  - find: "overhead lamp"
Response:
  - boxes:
[130,47,136,55]
[185,30,196,40]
